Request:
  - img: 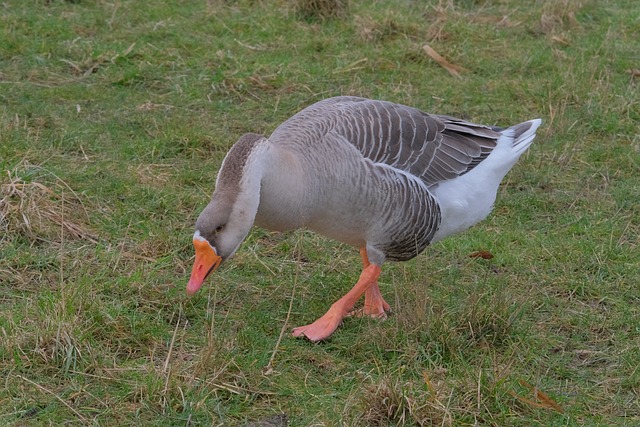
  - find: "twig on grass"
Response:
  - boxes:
[164,306,182,373]
[263,234,302,376]
[162,306,184,412]
[17,375,88,423]
[108,0,120,30]
[59,189,65,304]
[422,44,468,78]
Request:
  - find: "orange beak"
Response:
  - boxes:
[186,238,222,296]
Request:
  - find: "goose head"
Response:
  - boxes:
[186,205,230,296]
[186,133,267,296]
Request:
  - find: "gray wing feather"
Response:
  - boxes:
[331,99,500,186]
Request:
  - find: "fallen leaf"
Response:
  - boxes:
[509,380,564,413]
[551,35,570,45]
[469,250,494,259]
[137,102,174,111]
[626,68,640,78]
[422,44,468,78]
[423,371,435,394]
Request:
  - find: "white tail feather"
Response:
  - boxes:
[508,118,542,155]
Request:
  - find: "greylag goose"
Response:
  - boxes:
[187,96,541,342]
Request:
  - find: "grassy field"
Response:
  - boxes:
[1,0,639,425]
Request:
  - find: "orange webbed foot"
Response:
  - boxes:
[347,282,392,319]
[291,309,344,342]
[292,262,382,342]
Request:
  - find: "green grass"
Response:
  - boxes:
[1,0,639,425]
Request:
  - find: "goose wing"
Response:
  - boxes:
[317,97,501,186]
[334,98,500,185]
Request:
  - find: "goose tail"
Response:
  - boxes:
[503,118,542,156]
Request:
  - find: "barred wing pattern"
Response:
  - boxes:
[328,97,501,186]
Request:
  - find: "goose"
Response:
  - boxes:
[186,96,541,342]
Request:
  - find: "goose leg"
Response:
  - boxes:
[292,263,382,342]
[352,248,391,318]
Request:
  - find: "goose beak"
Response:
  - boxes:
[187,238,222,296]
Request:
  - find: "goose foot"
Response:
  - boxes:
[292,263,382,342]
[292,311,343,342]
[347,282,391,319]
[347,307,390,320]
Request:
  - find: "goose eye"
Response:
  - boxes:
[214,225,224,233]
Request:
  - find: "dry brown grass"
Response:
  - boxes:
[358,368,453,426]
[0,162,98,245]
[294,0,349,21]
[538,0,582,35]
